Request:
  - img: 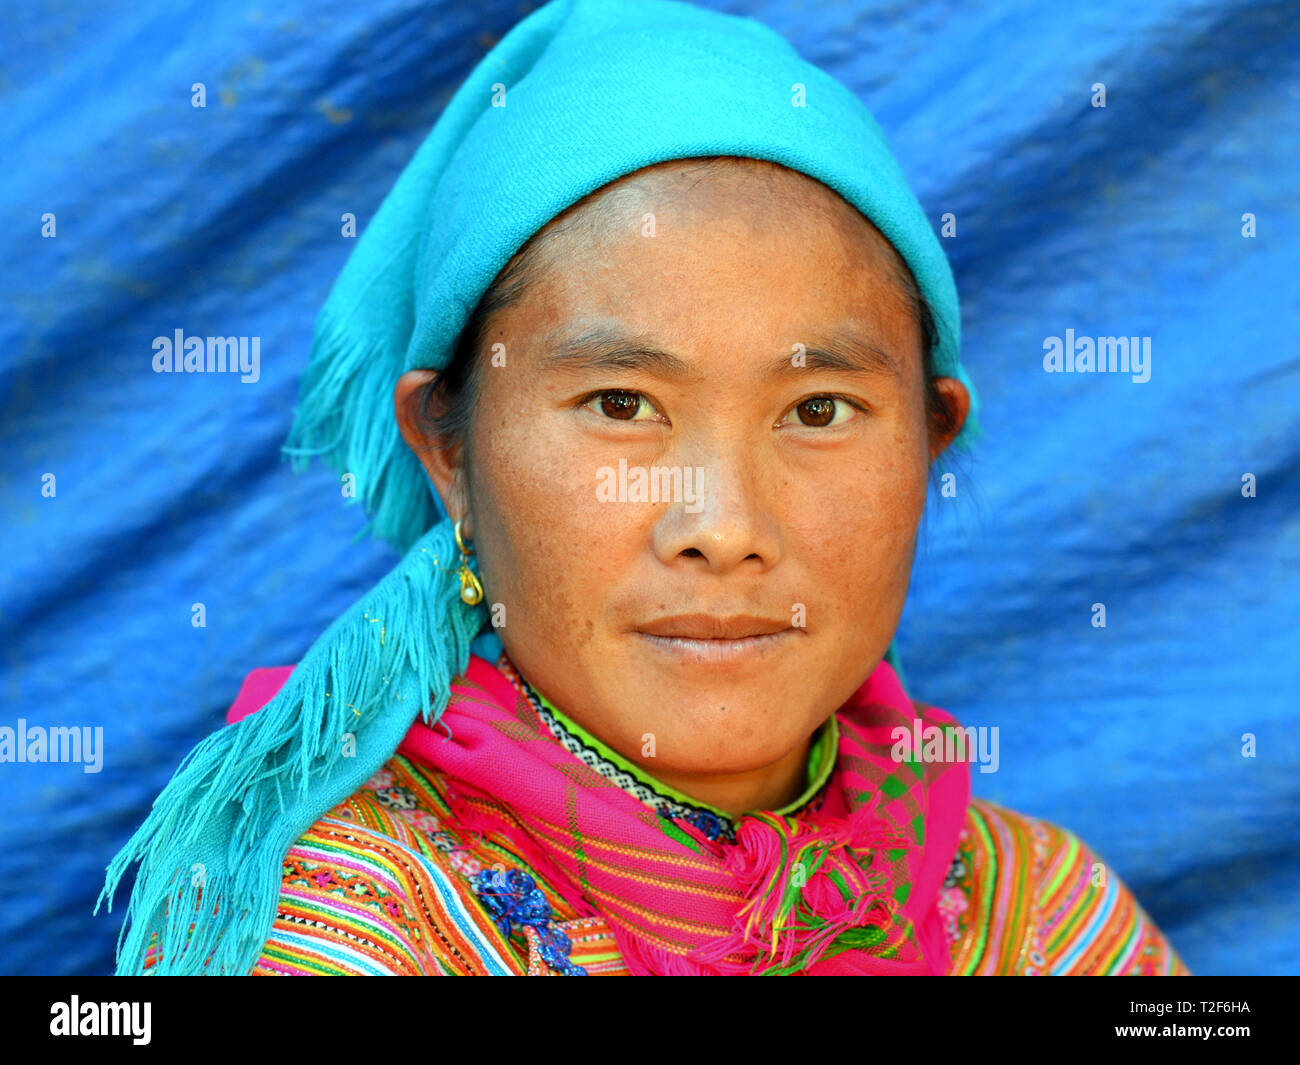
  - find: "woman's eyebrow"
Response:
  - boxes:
[540,326,698,379]
[768,333,903,380]
[538,325,901,381]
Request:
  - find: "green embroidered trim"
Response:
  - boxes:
[532,687,839,822]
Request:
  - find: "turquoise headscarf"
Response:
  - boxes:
[98,0,980,974]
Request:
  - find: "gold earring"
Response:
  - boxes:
[453,519,484,606]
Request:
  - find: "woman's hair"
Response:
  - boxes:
[415,158,962,474]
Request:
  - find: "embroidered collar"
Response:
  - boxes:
[495,653,838,843]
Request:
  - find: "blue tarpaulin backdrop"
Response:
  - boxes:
[2,0,1297,976]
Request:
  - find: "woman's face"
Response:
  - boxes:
[399,158,968,810]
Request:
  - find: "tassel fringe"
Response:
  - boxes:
[94,519,485,974]
[281,305,440,554]
[694,805,915,975]
[587,805,918,977]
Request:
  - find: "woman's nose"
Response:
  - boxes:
[650,453,784,574]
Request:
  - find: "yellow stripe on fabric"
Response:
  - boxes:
[256,940,350,976]
[962,803,998,973]
[1041,832,1080,902]
[1000,806,1035,974]
[981,802,1023,975]
[1095,903,1142,974]
[518,810,746,901]
[544,873,733,941]
[1044,862,1098,955]
[485,799,731,872]
[266,896,422,975]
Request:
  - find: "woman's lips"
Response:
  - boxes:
[636,630,797,666]
[637,613,791,640]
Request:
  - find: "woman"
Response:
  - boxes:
[98,0,1188,975]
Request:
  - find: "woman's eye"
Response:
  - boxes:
[782,395,861,428]
[583,390,659,422]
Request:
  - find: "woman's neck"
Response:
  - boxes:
[643,739,815,819]
[504,653,830,820]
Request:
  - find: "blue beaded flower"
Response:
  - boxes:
[682,807,728,841]
[474,867,587,976]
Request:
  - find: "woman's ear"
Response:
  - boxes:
[927,377,971,463]
[394,369,469,526]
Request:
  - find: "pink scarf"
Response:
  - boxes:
[229,654,970,974]
[396,655,971,975]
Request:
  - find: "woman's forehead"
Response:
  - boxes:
[547,156,893,247]
[491,244,922,386]
[473,156,926,380]
[521,157,910,300]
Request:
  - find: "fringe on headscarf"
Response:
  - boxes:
[281,306,442,553]
[95,518,485,974]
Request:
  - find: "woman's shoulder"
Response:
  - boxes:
[250,755,511,975]
[944,797,1190,975]
[225,663,625,975]
[250,753,627,975]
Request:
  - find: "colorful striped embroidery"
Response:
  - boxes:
[945,799,1189,975]
[245,760,1189,975]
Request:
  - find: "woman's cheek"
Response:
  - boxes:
[800,457,919,587]
[482,429,619,597]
